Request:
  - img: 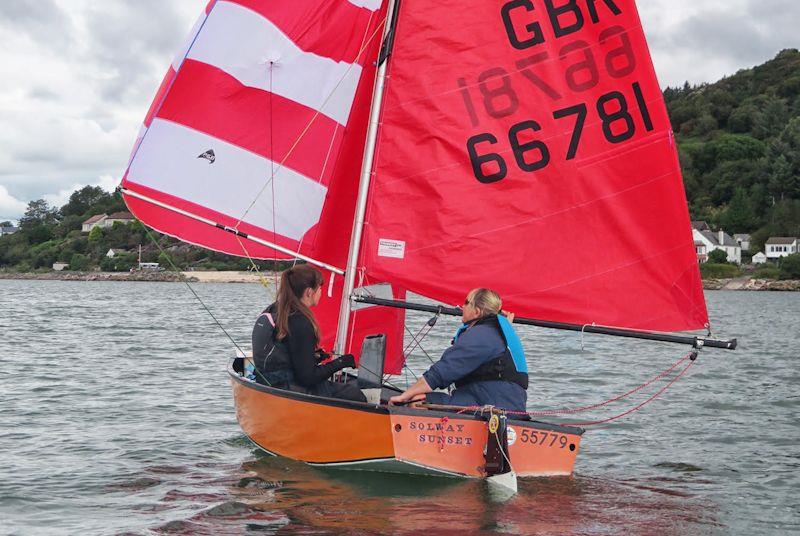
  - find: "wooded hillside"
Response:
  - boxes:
[2,50,799,272]
[665,48,800,252]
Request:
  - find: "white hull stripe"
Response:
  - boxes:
[188,1,363,125]
[127,119,327,240]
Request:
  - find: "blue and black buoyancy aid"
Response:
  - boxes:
[453,315,529,390]
[251,306,294,387]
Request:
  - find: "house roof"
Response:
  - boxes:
[699,230,738,247]
[766,237,797,245]
[733,234,750,240]
[107,211,134,220]
[83,214,107,225]
[691,220,710,231]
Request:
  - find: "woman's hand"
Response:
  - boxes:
[388,377,432,405]
[501,309,515,322]
[389,393,426,405]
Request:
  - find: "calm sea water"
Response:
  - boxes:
[0,280,797,535]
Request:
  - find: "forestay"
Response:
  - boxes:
[361,0,709,332]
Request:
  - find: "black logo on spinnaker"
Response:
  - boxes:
[197,149,216,164]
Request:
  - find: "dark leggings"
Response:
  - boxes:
[303,378,367,403]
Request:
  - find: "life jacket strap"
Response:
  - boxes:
[454,350,529,390]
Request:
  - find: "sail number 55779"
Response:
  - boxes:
[466,81,653,184]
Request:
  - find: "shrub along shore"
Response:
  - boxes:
[1,270,797,290]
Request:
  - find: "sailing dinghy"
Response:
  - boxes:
[121,0,736,483]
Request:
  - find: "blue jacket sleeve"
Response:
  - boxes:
[423,325,504,390]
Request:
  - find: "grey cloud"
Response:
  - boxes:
[0,0,74,48]
[83,2,191,106]
[665,2,799,74]
[27,87,60,101]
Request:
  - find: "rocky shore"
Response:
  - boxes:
[0,270,270,283]
[1,271,798,289]
[702,277,800,291]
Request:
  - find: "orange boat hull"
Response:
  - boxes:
[229,362,583,477]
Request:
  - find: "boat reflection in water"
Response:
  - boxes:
[151,452,721,535]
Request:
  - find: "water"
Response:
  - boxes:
[0,280,797,535]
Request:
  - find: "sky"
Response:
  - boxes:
[0,0,797,221]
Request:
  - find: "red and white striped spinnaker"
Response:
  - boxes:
[122,0,385,267]
[122,0,409,372]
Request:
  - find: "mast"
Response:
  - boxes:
[334,0,401,354]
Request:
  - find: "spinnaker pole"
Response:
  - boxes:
[352,295,738,350]
[334,0,401,354]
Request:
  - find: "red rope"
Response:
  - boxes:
[452,352,697,427]
[561,357,695,427]
[526,352,692,416]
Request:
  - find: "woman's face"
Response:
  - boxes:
[311,284,323,306]
[302,283,323,307]
[462,299,481,323]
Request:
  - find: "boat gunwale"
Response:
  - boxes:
[227,359,584,436]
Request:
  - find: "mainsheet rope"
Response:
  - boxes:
[444,351,698,427]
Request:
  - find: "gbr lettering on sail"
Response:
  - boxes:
[461,0,656,184]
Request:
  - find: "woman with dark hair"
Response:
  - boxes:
[252,265,366,403]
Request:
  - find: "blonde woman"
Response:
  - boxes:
[389,288,528,411]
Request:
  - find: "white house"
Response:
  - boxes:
[100,211,134,228]
[692,228,742,264]
[52,262,69,271]
[694,240,708,263]
[82,214,107,232]
[0,225,19,236]
[734,234,751,251]
[752,252,767,264]
[106,249,130,258]
[765,237,798,262]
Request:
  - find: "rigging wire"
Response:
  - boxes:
[141,226,242,353]
[228,13,390,297]
[232,13,389,230]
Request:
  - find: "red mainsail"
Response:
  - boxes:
[361,0,708,332]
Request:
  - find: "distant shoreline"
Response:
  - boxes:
[0,270,274,283]
[0,271,798,290]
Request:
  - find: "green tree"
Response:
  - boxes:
[769,155,795,201]
[709,134,766,163]
[19,199,59,228]
[720,188,757,232]
[61,186,112,218]
[779,253,800,279]
[708,249,729,264]
[728,104,761,134]
[157,252,172,269]
[19,199,59,243]
[70,253,90,271]
[88,225,103,244]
